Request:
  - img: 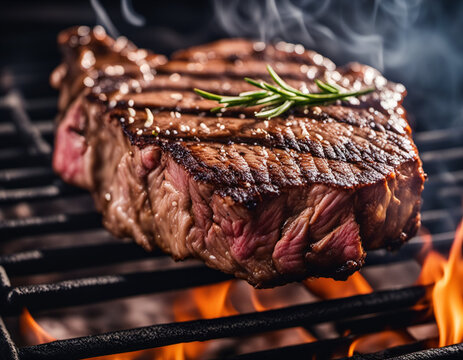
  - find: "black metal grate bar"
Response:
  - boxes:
[0,183,86,204]
[344,342,463,360]
[0,212,102,239]
[0,167,55,188]
[0,267,17,360]
[16,286,428,360]
[0,149,45,169]
[1,266,232,315]
[387,343,463,360]
[227,337,353,360]
[335,307,431,336]
[0,242,158,276]
[3,91,51,157]
[339,340,430,360]
[0,318,19,360]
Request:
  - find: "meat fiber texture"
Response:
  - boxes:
[51,26,425,287]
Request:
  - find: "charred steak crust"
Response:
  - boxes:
[51,27,425,288]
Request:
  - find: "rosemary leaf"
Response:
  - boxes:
[218,96,253,105]
[315,79,340,94]
[244,77,268,90]
[255,94,283,105]
[266,65,304,95]
[260,82,297,97]
[239,90,269,98]
[194,88,223,101]
[266,100,295,119]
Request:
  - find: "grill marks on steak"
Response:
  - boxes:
[116,109,416,188]
[51,27,425,287]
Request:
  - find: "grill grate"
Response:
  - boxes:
[0,59,463,360]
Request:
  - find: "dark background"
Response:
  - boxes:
[1,0,462,132]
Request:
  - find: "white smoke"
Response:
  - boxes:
[213,0,423,72]
[90,0,145,38]
[121,0,146,27]
[213,0,463,129]
[90,0,120,38]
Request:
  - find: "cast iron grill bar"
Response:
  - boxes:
[0,242,162,276]
[427,170,463,185]
[0,167,55,188]
[16,286,428,360]
[335,307,432,336]
[0,150,44,169]
[230,339,433,360]
[344,342,463,360]
[0,212,102,239]
[0,267,17,359]
[387,343,463,360]
[1,266,233,315]
[414,127,463,147]
[0,183,86,204]
[0,121,53,141]
[3,91,51,158]
[340,340,431,360]
[227,337,354,360]
[0,318,19,360]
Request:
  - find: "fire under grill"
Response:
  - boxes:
[1,58,463,360]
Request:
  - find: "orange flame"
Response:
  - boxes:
[303,266,414,356]
[154,281,237,360]
[347,330,413,356]
[20,308,149,360]
[251,288,315,344]
[20,309,56,345]
[419,219,463,347]
[303,271,372,300]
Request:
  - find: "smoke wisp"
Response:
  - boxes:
[213,0,463,130]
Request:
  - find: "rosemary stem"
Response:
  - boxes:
[194,64,375,119]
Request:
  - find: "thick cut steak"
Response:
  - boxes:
[51,26,425,287]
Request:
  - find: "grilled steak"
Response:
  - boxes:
[51,26,425,287]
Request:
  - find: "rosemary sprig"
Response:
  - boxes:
[194,65,375,119]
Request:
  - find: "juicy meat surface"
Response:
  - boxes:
[51,26,425,287]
